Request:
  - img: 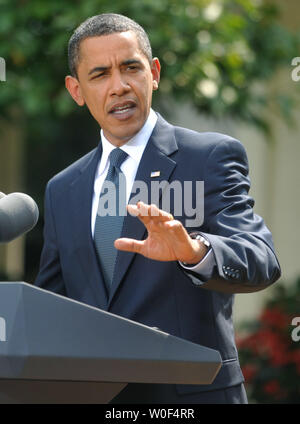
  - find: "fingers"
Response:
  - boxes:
[127,202,174,224]
[163,218,190,240]
[127,202,191,243]
[114,237,145,253]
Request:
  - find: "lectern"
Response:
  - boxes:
[0,282,221,403]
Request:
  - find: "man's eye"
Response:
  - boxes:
[127,65,138,71]
[91,73,106,80]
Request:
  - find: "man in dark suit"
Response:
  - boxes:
[35,13,281,403]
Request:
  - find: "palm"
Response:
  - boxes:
[115,202,205,264]
[139,219,185,261]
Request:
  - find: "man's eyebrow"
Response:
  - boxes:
[88,59,143,76]
[88,66,109,76]
[121,59,143,66]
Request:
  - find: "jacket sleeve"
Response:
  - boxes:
[183,137,281,293]
[35,181,66,296]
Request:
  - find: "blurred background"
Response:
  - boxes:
[0,0,299,403]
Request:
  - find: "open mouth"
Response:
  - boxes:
[109,101,136,116]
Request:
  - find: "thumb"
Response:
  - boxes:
[114,238,145,253]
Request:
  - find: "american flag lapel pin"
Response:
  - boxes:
[150,171,161,178]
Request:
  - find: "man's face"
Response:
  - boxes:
[65,31,160,146]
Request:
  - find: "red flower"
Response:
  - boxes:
[236,279,300,403]
[263,380,281,395]
[270,348,290,367]
[237,333,261,354]
[289,350,300,374]
[263,380,288,400]
[238,327,292,367]
[260,308,290,331]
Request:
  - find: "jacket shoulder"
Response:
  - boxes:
[174,124,244,153]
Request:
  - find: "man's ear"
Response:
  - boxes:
[151,58,161,91]
[65,75,85,106]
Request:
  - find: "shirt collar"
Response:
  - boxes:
[98,108,157,176]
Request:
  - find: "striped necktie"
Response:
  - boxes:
[94,148,128,290]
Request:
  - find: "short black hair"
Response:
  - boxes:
[68,13,153,78]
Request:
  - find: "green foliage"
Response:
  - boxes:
[0,0,299,130]
[237,277,300,403]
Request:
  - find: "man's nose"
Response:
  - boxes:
[109,71,130,96]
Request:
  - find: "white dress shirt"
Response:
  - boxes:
[91,108,157,236]
[91,108,214,279]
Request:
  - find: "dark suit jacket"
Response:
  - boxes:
[35,114,281,402]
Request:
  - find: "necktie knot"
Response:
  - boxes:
[109,148,128,170]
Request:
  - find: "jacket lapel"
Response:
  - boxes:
[108,115,178,306]
[69,143,109,310]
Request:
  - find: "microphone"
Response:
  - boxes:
[0,192,39,243]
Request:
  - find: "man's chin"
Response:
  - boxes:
[103,122,144,146]
[102,130,138,147]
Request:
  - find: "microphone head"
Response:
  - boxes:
[0,192,39,243]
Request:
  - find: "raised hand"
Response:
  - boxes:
[114,201,208,264]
